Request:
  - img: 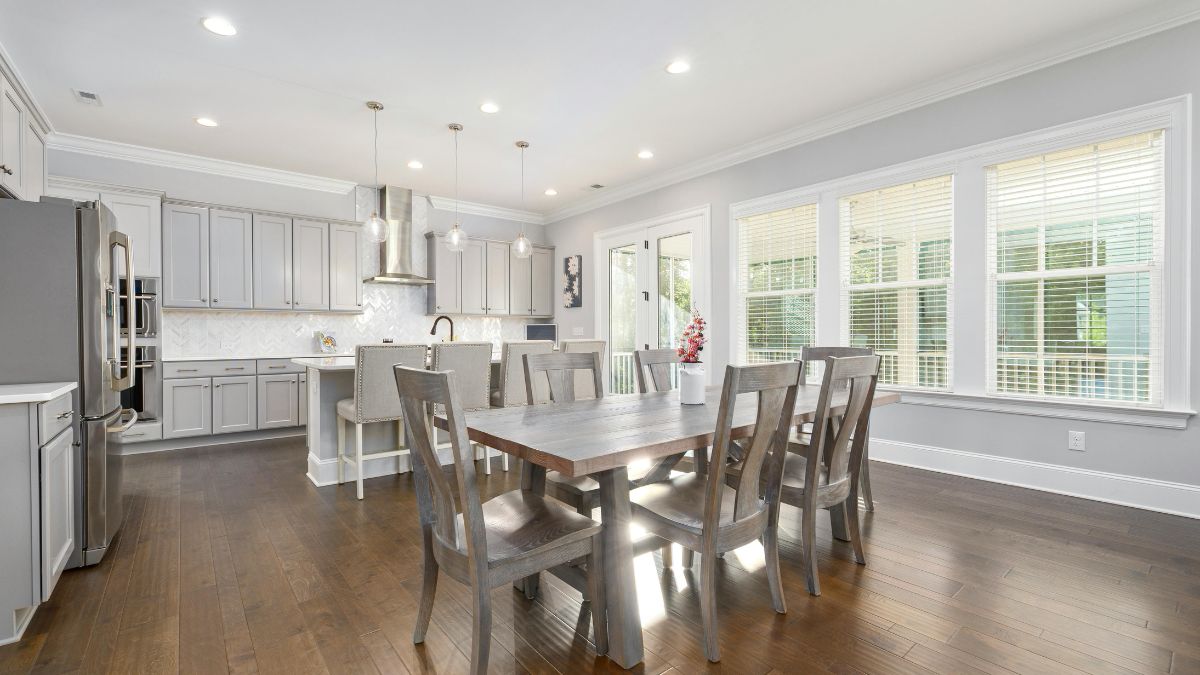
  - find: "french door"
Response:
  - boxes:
[598,208,709,394]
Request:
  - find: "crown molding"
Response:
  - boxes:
[0,40,52,134]
[47,175,165,200]
[427,195,545,225]
[545,3,1200,223]
[46,132,357,194]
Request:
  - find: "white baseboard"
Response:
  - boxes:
[306,451,414,487]
[118,428,305,455]
[870,438,1200,520]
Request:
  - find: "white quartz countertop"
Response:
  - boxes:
[291,356,356,371]
[164,353,352,362]
[0,381,78,405]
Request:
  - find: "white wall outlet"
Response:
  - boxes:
[1068,431,1085,452]
[220,340,235,352]
[572,326,585,337]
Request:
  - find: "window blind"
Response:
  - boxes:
[986,130,1164,405]
[840,175,953,389]
[736,204,818,364]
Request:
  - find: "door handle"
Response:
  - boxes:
[109,230,136,391]
[106,409,138,433]
[0,165,11,176]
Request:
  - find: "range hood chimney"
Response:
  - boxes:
[365,186,433,285]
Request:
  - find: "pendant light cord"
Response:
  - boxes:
[454,128,460,224]
[372,107,380,216]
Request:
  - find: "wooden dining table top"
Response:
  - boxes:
[434,384,900,478]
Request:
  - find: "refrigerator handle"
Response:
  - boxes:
[109,230,136,391]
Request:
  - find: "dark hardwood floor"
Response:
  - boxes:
[2,438,1199,674]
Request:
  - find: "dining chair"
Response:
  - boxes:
[561,339,607,399]
[394,365,607,675]
[799,346,876,512]
[632,347,677,394]
[431,342,507,474]
[628,361,801,662]
[490,340,553,408]
[336,343,428,500]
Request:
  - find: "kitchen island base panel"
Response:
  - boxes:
[302,365,408,488]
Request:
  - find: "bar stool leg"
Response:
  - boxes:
[482,444,492,475]
[502,453,509,472]
[336,417,346,485]
[355,422,365,500]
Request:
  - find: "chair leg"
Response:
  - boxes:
[846,496,866,565]
[699,551,720,662]
[336,418,346,485]
[763,528,786,614]
[469,585,492,675]
[682,548,695,568]
[502,452,509,472]
[588,536,608,655]
[355,423,365,500]
[523,572,539,600]
[482,445,492,475]
[661,543,673,568]
[801,506,821,596]
[860,446,875,512]
[412,525,439,644]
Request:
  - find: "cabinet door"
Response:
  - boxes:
[329,223,363,311]
[209,209,254,309]
[22,122,44,201]
[162,204,210,308]
[253,214,293,309]
[509,252,533,316]
[298,373,308,426]
[460,239,486,315]
[40,427,74,601]
[485,242,510,315]
[429,235,461,314]
[531,247,553,317]
[163,377,212,438]
[292,219,330,310]
[212,375,257,434]
[0,77,23,197]
[101,192,162,278]
[257,374,298,428]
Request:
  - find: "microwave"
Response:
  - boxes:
[119,277,159,338]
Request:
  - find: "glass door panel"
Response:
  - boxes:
[608,243,640,394]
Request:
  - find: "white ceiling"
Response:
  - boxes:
[2,0,1197,219]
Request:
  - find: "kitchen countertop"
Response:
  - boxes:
[164,353,352,362]
[291,356,356,371]
[0,381,78,405]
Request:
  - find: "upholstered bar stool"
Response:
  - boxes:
[431,342,504,473]
[560,339,607,399]
[337,343,428,500]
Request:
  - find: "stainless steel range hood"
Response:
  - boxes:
[365,185,433,285]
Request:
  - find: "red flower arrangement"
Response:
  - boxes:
[677,308,708,363]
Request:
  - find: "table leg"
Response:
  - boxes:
[517,459,547,597]
[596,467,644,669]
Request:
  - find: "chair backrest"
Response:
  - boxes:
[799,346,873,385]
[632,348,677,393]
[522,351,604,404]
[709,362,802,527]
[561,339,606,399]
[430,342,493,411]
[393,366,486,567]
[354,344,429,423]
[498,341,553,406]
[805,355,881,492]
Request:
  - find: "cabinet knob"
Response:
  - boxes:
[213,298,219,303]
[215,384,221,388]
[200,297,207,302]
[0,165,11,176]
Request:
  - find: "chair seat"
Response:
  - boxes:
[336,397,356,420]
[630,473,752,536]
[725,450,830,495]
[453,490,601,564]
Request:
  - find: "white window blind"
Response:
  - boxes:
[986,130,1164,405]
[840,175,953,389]
[736,204,818,364]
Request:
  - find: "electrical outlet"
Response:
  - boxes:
[1068,431,1085,452]
[572,326,584,337]
[220,340,235,352]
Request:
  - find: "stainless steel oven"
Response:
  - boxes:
[120,344,161,422]
[119,277,159,338]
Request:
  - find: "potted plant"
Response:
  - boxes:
[677,308,707,405]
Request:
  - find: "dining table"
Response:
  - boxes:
[433,382,900,669]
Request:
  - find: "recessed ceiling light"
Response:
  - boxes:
[666,60,691,74]
[637,149,654,159]
[544,188,558,196]
[479,101,500,114]
[201,17,237,36]
[407,160,423,169]
[194,117,219,127]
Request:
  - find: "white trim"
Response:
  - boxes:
[871,438,1200,519]
[117,428,305,455]
[306,451,412,487]
[45,133,357,194]
[47,175,165,200]
[545,7,1200,224]
[891,391,1194,429]
[427,195,545,225]
[0,40,51,134]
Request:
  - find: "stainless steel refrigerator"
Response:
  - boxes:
[0,196,137,567]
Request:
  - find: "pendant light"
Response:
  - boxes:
[511,141,533,259]
[361,101,388,244]
[444,123,468,252]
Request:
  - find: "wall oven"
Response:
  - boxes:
[119,277,159,338]
[120,344,161,422]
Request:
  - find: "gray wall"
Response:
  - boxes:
[547,21,1200,488]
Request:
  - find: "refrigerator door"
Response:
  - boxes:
[78,204,135,418]
[82,406,134,565]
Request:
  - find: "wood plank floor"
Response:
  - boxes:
[2,438,1199,674]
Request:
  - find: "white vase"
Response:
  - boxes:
[679,362,706,405]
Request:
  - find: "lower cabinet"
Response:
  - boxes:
[39,428,74,601]
[161,360,307,441]
[298,373,308,426]
[163,377,212,439]
[257,374,298,429]
[212,376,257,434]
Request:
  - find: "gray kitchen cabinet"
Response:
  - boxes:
[531,246,553,317]
[329,223,362,311]
[0,75,24,197]
[509,250,533,316]
[460,239,487,315]
[212,375,257,434]
[208,209,254,309]
[427,234,461,314]
[298,373,308,427]
[22,122,44,202]
[257,374,298,429]
[162,204,210,308]
[293,219,330,310]
[38,427,73,602]
[101,191,162,278]
[163,377,212,439]
[253,214,293,310]
[485,241,510,315]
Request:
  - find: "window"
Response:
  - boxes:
[987,130,1164,405]
[840,175,953,389]
[736,204,817,364]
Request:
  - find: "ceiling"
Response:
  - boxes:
[2,0,1196,219]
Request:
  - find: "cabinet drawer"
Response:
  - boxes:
[116,421,162,444]
[37,391,74,445]
[164,360,256,378]
[256,358,305,375]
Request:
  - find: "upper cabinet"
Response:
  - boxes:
[253,214,294,310]
[427,234,553,317]
[162,204,210,308]
[329,223,363,311]
[531,246,553,317]
[208,209,254,309]
[427,234,461,314]
[100,191,162,278]
[0,68,49,201]
[460,239,487,315]
[509,250,533,316]
[485,241,510,315]
[292,219,329,310]
[21,122,44,201]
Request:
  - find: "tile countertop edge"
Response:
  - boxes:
[0,381,78,405]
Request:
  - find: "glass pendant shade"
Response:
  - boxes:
[363,211,387,244]
[511,232,532,258]
[445,223,468,252]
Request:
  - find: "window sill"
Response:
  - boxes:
[881,389,1195,430]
